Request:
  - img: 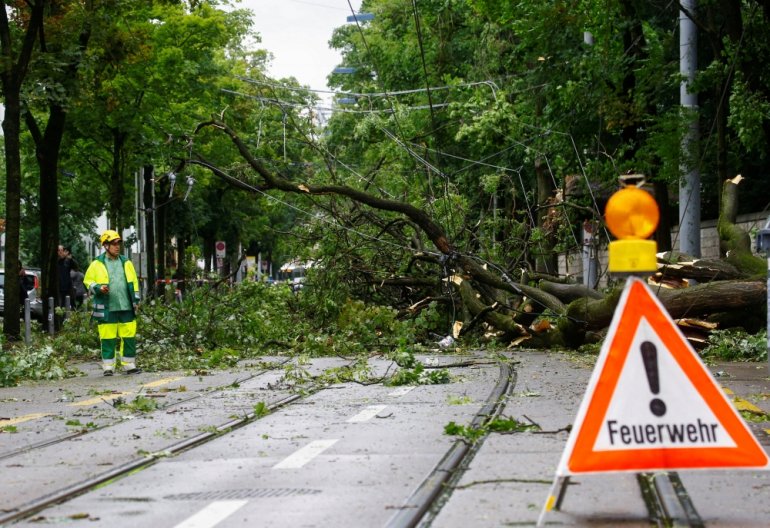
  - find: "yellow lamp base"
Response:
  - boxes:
[608,239,658,274]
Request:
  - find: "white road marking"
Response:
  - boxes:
[388,386,415,397]
[347,404,388,423]
[273,439,339,469]
[172,500,248,528]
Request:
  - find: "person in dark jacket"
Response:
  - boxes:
[18,261,28,302]
[57,245,76,308]
[70,261,86,308]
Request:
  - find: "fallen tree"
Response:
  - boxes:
[190,120,767,349]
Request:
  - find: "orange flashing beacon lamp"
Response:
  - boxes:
[605,177,659,274]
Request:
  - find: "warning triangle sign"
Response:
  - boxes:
[557,277,769,475]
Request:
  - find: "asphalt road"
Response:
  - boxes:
[1,350,769,527]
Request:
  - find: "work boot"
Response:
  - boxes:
[125,366,142,375]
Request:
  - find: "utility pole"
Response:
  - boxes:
[679,0,701,257]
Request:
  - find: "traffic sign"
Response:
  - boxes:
[559,277,768,474]
[215,240,226,258]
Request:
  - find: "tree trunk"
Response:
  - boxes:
[30,104,66,327]
[717,175,765,276]
[26,0,92,328]
[653,180,672,252]
[1,94,24,342]
[0,1,45,343]
[656,280,766,318]
[143,165,156,297]
[539,280,603,302]
[535,157,557,274]
[109,129,127,230]
[203,235,213,273]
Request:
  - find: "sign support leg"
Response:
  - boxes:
[536,475,569,527]
[554,475,570,510]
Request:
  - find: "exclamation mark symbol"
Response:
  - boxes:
[641,341,667,417]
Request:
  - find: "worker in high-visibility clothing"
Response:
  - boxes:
[84,230,141,376]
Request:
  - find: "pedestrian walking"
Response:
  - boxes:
[70,263,86,308]
[18,261,29,303]
[57,245,76,308]
[83,230,141,376]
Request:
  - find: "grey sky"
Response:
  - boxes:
[239,0,363,94]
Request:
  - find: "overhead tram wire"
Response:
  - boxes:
[187,158,441,259]
[235,75,500,101]
[368,107,587,281]
[229,89,592,285]
[410,0,461,261]
[230,14,601,286]
[343,0,449,238]
[222,89,407,199]
[226,84,560,243]
[221,88,450,114]
[372,120,589,279]
[502,117,608,245]
[393,134,585,257]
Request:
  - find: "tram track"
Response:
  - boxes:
[639,472,704,528]
[0,360,311,525]
[0,360,292,463]
[0,378,303,525]
[2,355,506,526]
[2,354,710,527]
[386,359,706,528]
[385,362,517,528]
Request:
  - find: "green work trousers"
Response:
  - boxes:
[97,310,137,370]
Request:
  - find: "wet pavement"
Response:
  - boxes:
[431,351,770,527]
[1,351,768,526]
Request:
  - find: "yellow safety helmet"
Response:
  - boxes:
[100,229,122,245]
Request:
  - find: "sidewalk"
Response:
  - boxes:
[430,351,770,527]
[711,360,770,448]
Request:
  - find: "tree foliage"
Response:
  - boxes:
[2,0,769,352]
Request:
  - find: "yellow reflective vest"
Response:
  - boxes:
[83,254,140,320]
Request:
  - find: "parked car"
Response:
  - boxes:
[0,268,44,320]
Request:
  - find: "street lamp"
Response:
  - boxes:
[183,176,195,202]
[168,172,176,198]
[346,13,374,23]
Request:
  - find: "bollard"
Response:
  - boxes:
[48,297,55,335]
[65,295,71,320]
[24,299,31,344]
